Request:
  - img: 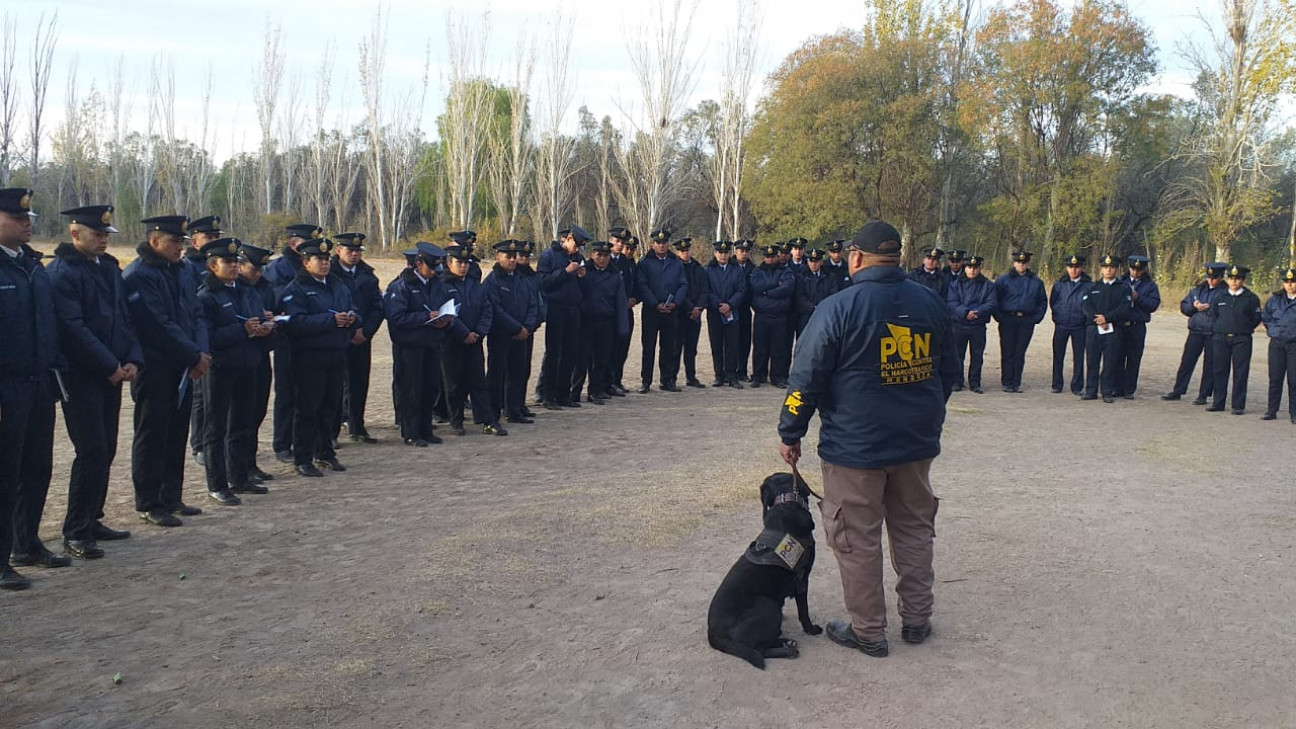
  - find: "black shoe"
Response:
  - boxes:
[520,407,538,418]
[295,463,324,477]
[434,416,449,425]
[0,566,31,591]
[562,400,582,408]
[404,438,430,447]
[728,380,744,390]
[544,401,565,411]
[1205,404,1225,412]
[169,503,203,516]
[686,379,706,389]
[1081,394,1098,401]
[711,379,726,387]
[193,451,206,467]
[771,380,788,388]
[506,415,534,424]
[1002,387,1014,393]
[1012,386,1023,393]
[970,387,984,394]
[10,547,72,569]
[826,619,889,657]
[1122,394,1136,400]
[315,457,346,472]
[231,483,270,495]
[1102,396,1114,403]
[350,433,378,444]
[274,450,294,463]
[953,384,965,392]
[1192,398,1208,406]
[250,466,275,482]
[330,439,341,451]
[1262,412,1277,420]
[638,384,651,394]
[482,423,508,436]
[750,380,762,388]
[901,621,932,645]
[1050,387,1062,393]
[660,383,682,392]
[1232,409,1245,415]
[63,538,105,560]
[208,489,242,506]
[93,522,131,541]
[586,395,607,405]
[140,508,183,527]
[612,384,629,394]
[450,423,466,436]
[425,433,444,444]
[605,388,626,398]
[1161,392,1182,401]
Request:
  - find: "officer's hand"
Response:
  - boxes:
[121,363,139,382]
[351,330,367,345]
[464,332,480,345]
[264,310,275,320]
[565,261,581,274]
[431,317,451,329]
[1094,314,1108,326]
[628,298,639,307]
[244,318,262,336]
[780,441,801,467]
[719,303,731,316]
[656,303,668,313]
[107,366,127,386]
[1195,301,1209,311]
[1131,289,1139,300]
[191,353,212,380]
[966,311,978,321]
[334,312,351,327]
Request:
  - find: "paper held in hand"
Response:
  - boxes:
[427,299,459,324]
[1098,323,1114,335]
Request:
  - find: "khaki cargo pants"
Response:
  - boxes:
[820,459,937,641]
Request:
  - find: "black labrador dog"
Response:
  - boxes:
[707,472,822,669]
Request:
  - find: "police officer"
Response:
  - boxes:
[537,226,590,408]
[908,247,947,297]
[185,215,222,466]
[779,220,956,658]
[824,240,851,289]
[1080,254,1133,403]
[0,189,69,588]
[124,215,211,527]
[749,243,796,388]
[673,237,709,388]
[636,229,688,393]
[993,250,1047,392]
[577,240,630,403]
[733,239,757,379]
[1207,265,1262,414]
[1163,263,1227,404]
[264,223,323,463]
[330,233,384,443]
[704,241,748,388]
[608,227,637,394]
[279,238,360,475]
[449,230,483,282]
[198,238,273,504]
[385,242,453,446]
[946,255,997,393]
[786,238,808,274]
[794,249,838,337]
[483,240,538,423]
[441,243,506,436]
[237,243,278,484]
[942,250,967,291]
[1117,255,1161,398]
[1261,267,1296,422]
[48,205,141,559]
[515,241,542,418]
[1049,254,1089,395]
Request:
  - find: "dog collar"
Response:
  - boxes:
[771,492,809,510]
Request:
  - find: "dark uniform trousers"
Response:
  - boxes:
[613,307,635,388]
[1172,332,1214,400]
[1052,326,1085,394]
[707,311,741,383]
[391,343,406,426]
[487,335,529,420]
[1084,325,1122,397]
[61,375,123,541]
[443,340,494,426]
[674,309,703,383]
[271,344,295,454]
[189,373,207,456]
[542,303,581,403]
[203,365,256,492]
[1212,334,1252,411]
[952,326,987,390]
[1267,339,1296,418]
[998,319,1035,389]
[1,378,56,559]
[250,354,272,469]
[131,363,193,512]
[751,312,790,384]
[575,313,616,399]
[640,306,680,386]
[291,351,343,466]
[395,346,442,441]
[1117,322,1147,396]
[340,340,373,436]
[736,305,752,378]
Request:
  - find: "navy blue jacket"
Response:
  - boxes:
[537,243,585,307]
[329,257,385,340]
[1212,287,1262,335]
[264,246,304,298]
[946,273,998,328]
[198,275,266,369]
[47,243,143,379]
[515,264,545,325]
[994,269,1047,325]
[279,271,359,352]
[1081,278,1134,325]
[679,258,709,311]
[1049,274,1091,329]
[1180,281,1224,334]
[580,262,630,336]
[440,271,493,341]
[635,252,688,309]
[611,253,638,303]
[908,265,947,298]
[1121,274,1161,324]
[123,242,209,370]
[824,259,851,290]
[483,265,539,337]
[779,266,956,469]
[749,264,795,315]
[0,244,62,379]
[1262,293,1296,342]
[180,247,206,293]
[794,269,838,316]
[385,268,451,349]
[704,260,748,312]
[245,275,279,354]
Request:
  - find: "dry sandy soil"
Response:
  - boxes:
[2,253,1295,728]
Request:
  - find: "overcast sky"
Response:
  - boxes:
[20,0,1226,161]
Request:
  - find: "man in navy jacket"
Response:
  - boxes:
[329,233,385,443]
[1164,263,1228,404]
[704,241,748,388]
[636,229,688,393]
[483,240,539,424]
[1261,267,1296,422]
[537,226,590,408]
[1049,254,1090,395]
[993,250,1047,392]
[749,244,796,388]
[946,255,997,393]
[1117,255,1161,397]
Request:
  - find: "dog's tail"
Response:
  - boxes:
[708,632,767,670]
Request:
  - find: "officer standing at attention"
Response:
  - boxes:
[1261,267,1296,422]
[264,223,323,463]
[779,220,956,658]
[185,215,223,466]
[440,244,506,436]
[908,247,947,298]
[385,242,453,446]
[330,233,384,444]
[1049,254,1089,395]
[1117,255,1160,398]
[483,240,538,423]
[941,250,967,292]
[673,237,709,389]
[825,240,852,289]
[993,250,1047,393]
[576,240,630,404]
[236,243,278,484]
[0,188,70,589]
[786,238,808,274]
[279,239,360,476]
[1207,265,1262,415]
[48,205,142,559]
[537,226,590,408]
[733,240,757,379]
[1080,254,1133,403]
[449,230,483,282]
[794,249,838,337]
[945,254,996,393]
[608,227,637,395]
[1163,263,1228,404]
[514,241,542,418]
[704,241,748,388]
[636,229,688,393]
[123,215,211,527]
[748,243,796,388]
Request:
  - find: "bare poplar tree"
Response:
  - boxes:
[711,0,761,240]
[27,11,58,191]
[486,32,535,237]
[278,72,303,215]
[253,23,285,214]
[935,0,976,247]
[378,43,430,247]
[53,58,86,206]
[150,56,185,212]
[359,6,391,243]
[0,13,18,185]
[533,11,578,240]
[443,11,493,229]
[184,66,216,214]
[307,44,335,226]
[106,54,129,205]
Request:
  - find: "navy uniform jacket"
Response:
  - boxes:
[794,270,838,316]
[1049,274,1091,329]
[1262,293,1296,342]
[680,258,709,311]
[0,243,62,378]
[946,273,998,328]
[779,266,956,469]
[908,266,947,298]
[516,264,545,325]
[123,242,209,370]
[749,264,795,315]
[1121,275,1161,324]
[611,253,638,303]
[537,243,584,307]
[264,246,304,299]
[47,243,143,379]
[279,271,359,353]
[993,269,1047,325]
[787,259,807,277]
[824,259,851,289]
[180,247,206,293]
[384,269,451,349]
[440,271,493,341]
[329,257,385,341]
[198,275,266,369]
[1179,281,1224,334]
[636,253,688,309]
[246,275,279,354]
[580,262,630,336]
[482,265,539,338]
[1081,278,1133,325]
[1212,288,1262,335]
[704,260,748,313]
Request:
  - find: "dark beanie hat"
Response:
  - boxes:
[849,221,902,255]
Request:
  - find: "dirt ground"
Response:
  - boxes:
[3,254,1295,729]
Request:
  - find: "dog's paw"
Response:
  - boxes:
[804,623,823,635]
[780,638,799,650]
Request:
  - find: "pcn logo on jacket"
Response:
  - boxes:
[880,323,934,385]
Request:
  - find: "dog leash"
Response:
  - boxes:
[791,461,823,502]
